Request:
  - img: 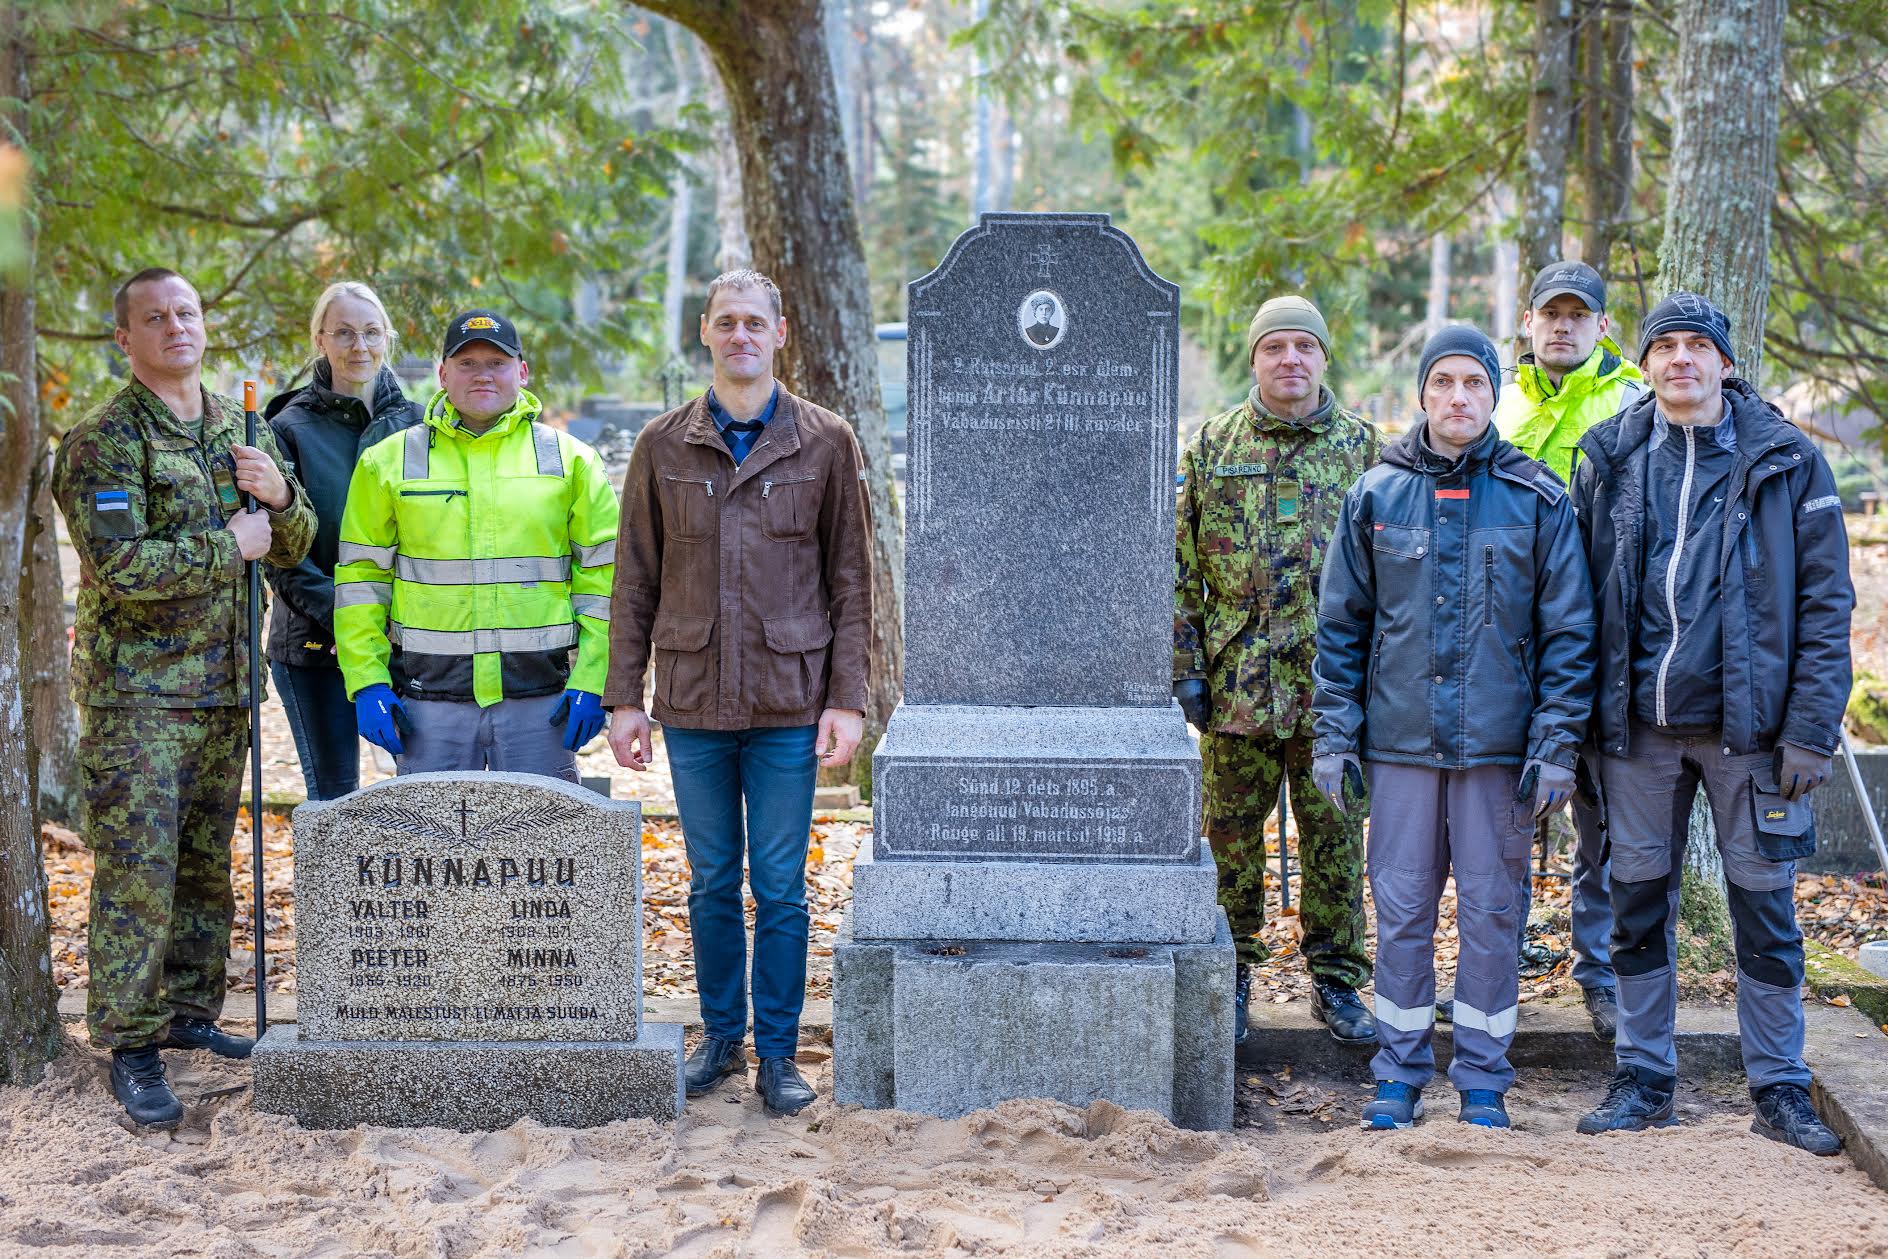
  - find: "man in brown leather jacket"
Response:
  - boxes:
[606,268,872,1116]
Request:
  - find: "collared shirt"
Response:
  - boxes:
[706,383,780,465]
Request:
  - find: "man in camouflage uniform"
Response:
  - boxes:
[52,268,314,1128]
[1175,295,1380,1045]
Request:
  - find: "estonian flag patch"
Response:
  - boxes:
[94,489,130,512]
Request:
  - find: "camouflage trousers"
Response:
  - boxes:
[78,705,247,1049]
[1201,729,1370,988]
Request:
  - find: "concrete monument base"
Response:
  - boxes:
[252,1022,686,1129]
[833,911,1235,1131]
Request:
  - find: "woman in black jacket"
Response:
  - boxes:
[266,281,420,798]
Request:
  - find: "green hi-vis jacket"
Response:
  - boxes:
[53,379,315,708]
[334,388,619,708]
[1494,339,1645,484]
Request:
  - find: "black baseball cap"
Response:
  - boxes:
[1528,261,1605,313]
[441,308,523,359]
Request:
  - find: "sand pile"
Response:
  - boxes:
[1,1034,1885,1258]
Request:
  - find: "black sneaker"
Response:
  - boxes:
[1582,987,1619,1041]
[755,1057,817,1116]
[683,1035,747,1097]
[1751,1082,1842,1156]
[110,1048,184,1129]
[160,1017,255,1060]
[1577,1068,1677,1134]
[1310,980,1378,1045]
[1234,964,1251,1045]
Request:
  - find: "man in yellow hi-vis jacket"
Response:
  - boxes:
[335,309,619,782]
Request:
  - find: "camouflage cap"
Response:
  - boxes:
[1246,295,1331,362]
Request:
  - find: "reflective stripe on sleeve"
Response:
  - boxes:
[570,594,611,621]
[337,541,398,568]
[334,581,392,609]
[393,554,572,585]
[1373,993,1438,1034]
[573,539,616,568]
[389,621,578,654]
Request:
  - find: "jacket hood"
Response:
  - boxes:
[1576,375,1800,477]
[1512,336,1641,404]
[267,361,411,426]
[424,386,543,439]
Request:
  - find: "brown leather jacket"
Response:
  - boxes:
[603,388,873,729]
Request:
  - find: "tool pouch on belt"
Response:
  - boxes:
[1749,769,1816,863]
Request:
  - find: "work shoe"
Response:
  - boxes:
[1751,1082,1842,1157]
[683,1035,747,1097]
[1577,1068,1677,1134]
[1458,1089,1510,1128]
[1361,1081,1423,1131]
[1310,980,1378,1045]
[1233,964,1251,1045]
[1435,993,1454,1024]
[755,1057,818,1116]
[160,1017,255,1060]
[1582,987,1619,1041]
[110,1048,184,1129]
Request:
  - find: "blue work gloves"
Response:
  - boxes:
[355,683,409,756]
[550,689,606,751]
[1312,752,1365,816]
[1173,678,1208,728]
[1517,758,1577,818]
[1775,742,1832,802]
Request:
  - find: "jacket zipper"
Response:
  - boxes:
[1367,629,1387,706]
[1483,545,1494,625]
[1654,425,1698,726]
[400,488,468,500]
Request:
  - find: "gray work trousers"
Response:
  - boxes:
[1517,793,1615,991]
[1598,728,1810,1091]
[1367,762,1533,1095]
[396,693,579,784]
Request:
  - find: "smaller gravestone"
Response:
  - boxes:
[253,773,683,1130]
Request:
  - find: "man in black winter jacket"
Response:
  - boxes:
[1570,292,1853,1156]
[1312,325,1596,1132]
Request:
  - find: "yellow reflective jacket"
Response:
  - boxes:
[1495,339,1645,484]
[334,388,618,707]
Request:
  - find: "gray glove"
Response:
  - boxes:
[1775,742,1832,802]
[1173,678,1208,728]
[1312,752,1364,815]
[1517,758,1576,818]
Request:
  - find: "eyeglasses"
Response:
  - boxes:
[324,326,387,348]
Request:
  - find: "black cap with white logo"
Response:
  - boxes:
[441,308,523,360]
[1528,261,1606,313]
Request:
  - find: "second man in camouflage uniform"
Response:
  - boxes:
[1174,295,1379,1045]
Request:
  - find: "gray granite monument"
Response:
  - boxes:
[834,213,1235,1130]
[252,772,684,1129]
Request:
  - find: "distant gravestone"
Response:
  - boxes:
[253,773,683,1130]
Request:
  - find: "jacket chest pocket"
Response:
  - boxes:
[760,473,820,540]
[659,467,717,542]
[1199,468,1269,595]
[144,443,220,533]
[1369,522,1431,604]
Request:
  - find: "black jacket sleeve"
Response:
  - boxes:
[1781,451,1855,754]
[263,415,337,631]
[1312,485,1375,757]
[1527,492,1598,767]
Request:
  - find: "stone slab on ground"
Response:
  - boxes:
[1806,1004,1888,1192]
[251,1022,685,1129]
[870,703,1202,864]
[847,832,1219,942]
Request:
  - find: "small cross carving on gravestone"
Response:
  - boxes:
[1029,244,1060,278]
[456,798,473,837]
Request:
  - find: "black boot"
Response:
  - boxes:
[1751,1082,1842,1156]
[1310,980,1378,1045]
[1582,986,1619,1041]
[110,1048,184,1128]
[160,1017,255,1060]
[1577,1067,1677,1134]
[684,1035,747,1097]
[755,1057,817,1116]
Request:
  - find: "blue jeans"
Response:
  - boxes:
[664,724,818,1058]
[271,661,358,800]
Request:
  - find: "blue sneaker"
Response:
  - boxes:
[1458,1089,1510,1128]
[1361,1080,1423,1130]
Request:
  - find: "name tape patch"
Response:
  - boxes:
[1802,495,1840,515]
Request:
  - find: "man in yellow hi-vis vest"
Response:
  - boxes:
[335,309,619,782]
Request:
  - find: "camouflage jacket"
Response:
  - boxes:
[53,378,315,708]
[1175,387,1379,739]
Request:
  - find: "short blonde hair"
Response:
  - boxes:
[308,280,397,362]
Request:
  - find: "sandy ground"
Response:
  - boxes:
[1,1041,1885,1259]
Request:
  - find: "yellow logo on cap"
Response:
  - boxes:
[462,316,499,331]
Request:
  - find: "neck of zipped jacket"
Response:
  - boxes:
[1514,336,1635,405]
[424,387,542,439]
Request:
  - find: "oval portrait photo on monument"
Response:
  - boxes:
[1017,289,1067,350]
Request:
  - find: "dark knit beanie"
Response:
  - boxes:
[1416,325,1502,407]
[1638,291,1735,365]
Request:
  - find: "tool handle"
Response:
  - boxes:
[242,381,260,512]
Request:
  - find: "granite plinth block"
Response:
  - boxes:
[293,773,643,1043]
[832,912,1235,1131]
[848,833,1219,943]
[904,213,1180,709]
[251,1022,685,1129]
[871,703,1201,863]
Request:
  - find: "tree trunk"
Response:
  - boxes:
[695,38,750,272]
[1659,0,1785,376]
[23,459,77,823]
[661,32,697,355]
[637,0,904,791]
[0,11,63,1086]
[1491,186,1520,357]
[1517,0,1578,319]
[1425,232,1451,340]
[1579,0,1634,278]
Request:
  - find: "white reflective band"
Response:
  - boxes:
[573,539,616,568]
[394,554,571,585]
[337,541,398,568]
[334,581,392,609]
[1450,999,1519,1040]
[531,422,565,477]
[1373,994,1437,1034]
[570,594,611,621]
[390,621,578,655]
[404,425,431,480]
